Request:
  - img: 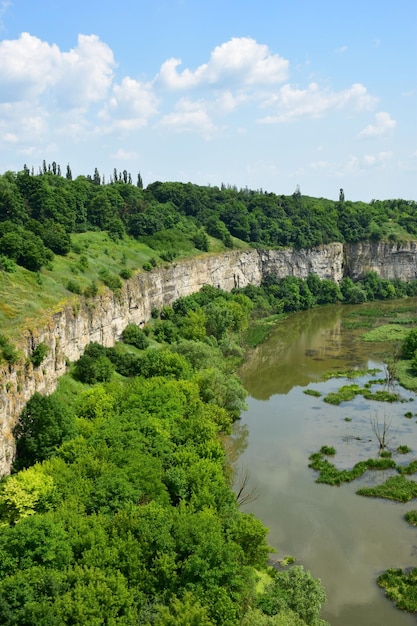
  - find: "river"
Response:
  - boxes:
[234,301,417,626]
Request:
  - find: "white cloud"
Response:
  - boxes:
[99,76,159,131]
[158,98,217,138]
[54,34,115,108]
[335,45,348,54]
[259,82,377,123]
[156,37,289,90]
[0,33,115,107]
[111,148,138,160]
[358,111,396,138]
[337,151,393,177]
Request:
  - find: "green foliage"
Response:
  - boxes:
[319,446,335,456]
[0,334,19,364]
[30,342,49,367]
[73,345,115,384]
[119,267,132,280]
[404,510,417,526]
[401,328,417,359]
[377,567,417,612]
[308,450,398,487]
[134,348,193,380]
[397,445,411,454]
[357,475,417,502]
[98,268,122,291]
[121,323,149,349]
[303,389,321,398]
[66,279,82,294]
[154,591,215,625]
[0,466,56,524]
[257,566,327,626]
[13,392,76,470]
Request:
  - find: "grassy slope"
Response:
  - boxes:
[0,231,249,345]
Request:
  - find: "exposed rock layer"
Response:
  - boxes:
[1,241,416,475]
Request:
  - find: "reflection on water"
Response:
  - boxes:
[234,300,417,626]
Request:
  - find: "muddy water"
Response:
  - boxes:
[235,301,417,626]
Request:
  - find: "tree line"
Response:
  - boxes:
[1,163,416,272]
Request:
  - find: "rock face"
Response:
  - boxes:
[0,240,415,475]
[345,241,417,281]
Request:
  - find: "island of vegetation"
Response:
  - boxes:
[0,162,417,623]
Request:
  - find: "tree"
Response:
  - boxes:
[13,392,76,470]
[122,323,149,350]
[401,328,417,360]
[74,354,115,385]
[66,164,72,180]
[339,188,345,203]
[257,565,327,626]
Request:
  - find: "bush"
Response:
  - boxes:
[120,268,132,280]
[84,280,98,298]
[0,335,19,364]
[99,269,122,292]
[122,324,149,350]
[66,279,82,294]
[31,343,49,367]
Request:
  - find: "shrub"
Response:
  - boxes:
[0,335,19,364]
[66,279,82,294]
[122,324,149,350]
[31,343,49,367]
[119,268,132,280]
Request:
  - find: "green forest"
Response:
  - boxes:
[1,163,417,624]
[1,163,417,275]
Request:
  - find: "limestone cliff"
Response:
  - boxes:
[0,240,415,475]
[345,241,417,281]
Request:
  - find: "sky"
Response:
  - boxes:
[0,0,416,202]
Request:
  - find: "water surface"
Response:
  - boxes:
[234,302,417,626]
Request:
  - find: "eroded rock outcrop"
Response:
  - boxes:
[0,240,415,475]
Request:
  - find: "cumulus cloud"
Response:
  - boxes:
[0,32,115,108]
[358,111,396,138]
[156,37,289,90]
[99,76,159,131]
[259,82,377,122]
[158,98,218,138]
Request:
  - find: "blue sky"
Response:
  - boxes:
[0,0,416,201]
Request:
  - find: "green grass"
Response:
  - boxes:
[308,450,397,486]
[303,389,322,397]
[357,475,417,502]
[395,361,417,391]
[0,230,219,345]
[324,384,362,405]
[322,368,380,380]
[362,324,410,343]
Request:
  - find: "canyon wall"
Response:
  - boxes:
[345,241,417,281]
[0,240,416,475]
